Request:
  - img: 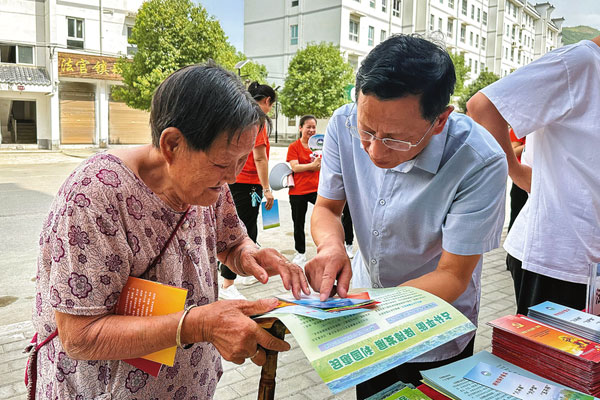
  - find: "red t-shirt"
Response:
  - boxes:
[509,128,526,163]
[286,139,319,195]
[236,124,270,184]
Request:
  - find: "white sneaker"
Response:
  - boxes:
[345,244,354,259]
[292,252,307,267]
[239,275,259,286]
[219,284,247,300]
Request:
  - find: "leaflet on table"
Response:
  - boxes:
[259,293,375,320]
[365,381,432,400]
[488,314,600,362]
[263,304,370,319]
[464,361,596,400]
[528,301,600,339]
[420,351,577,400]
[276,286,476,393]
[261,199,280,229]
[278,293,373,309]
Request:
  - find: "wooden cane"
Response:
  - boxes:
[257,319,288,400]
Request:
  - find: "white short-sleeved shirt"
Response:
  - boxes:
[319,105,507,361]
[481,40,600,284]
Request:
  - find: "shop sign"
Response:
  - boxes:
[17,85,25,91]
[58,52,123,81]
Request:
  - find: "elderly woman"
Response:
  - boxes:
[30,64,308,399]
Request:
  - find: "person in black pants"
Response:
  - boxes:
[287,115,321,266]
[219,82,277,300]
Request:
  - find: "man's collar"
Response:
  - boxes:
[390,121,448,174]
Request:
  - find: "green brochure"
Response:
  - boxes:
[277,286,475,394]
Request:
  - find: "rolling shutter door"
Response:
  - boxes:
[59,82,95,144]
[108,99,150,145]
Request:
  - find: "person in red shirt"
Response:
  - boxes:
[220,82,276,300]
[287,115,321,266]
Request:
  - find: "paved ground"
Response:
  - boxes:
[0,148,516,400]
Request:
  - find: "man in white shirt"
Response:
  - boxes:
[468,36,600,315]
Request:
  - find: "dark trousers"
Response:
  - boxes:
[289,192,317,254]
[508,182,528,231]
[342,203,354,245]
[507,253,587,315]
[220,183,263,280]
[356,337,475,399]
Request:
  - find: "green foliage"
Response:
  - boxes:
[112,0,268,110]
[457,70,500,112]
[449,51,470,98]
[280,43,355,118]
[562,25,600,45]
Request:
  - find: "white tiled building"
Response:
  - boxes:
[244,0,563,94]
[0,0,148,149]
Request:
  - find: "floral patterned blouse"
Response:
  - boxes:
[32,153,246,399]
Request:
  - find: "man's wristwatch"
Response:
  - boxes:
[263,187,272,193]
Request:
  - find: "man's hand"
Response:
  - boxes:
[510,162,532,193]
[304,243,352,301]
[240,247,310,299]
[189,298,290,366]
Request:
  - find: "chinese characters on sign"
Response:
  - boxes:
[58,52,123,80]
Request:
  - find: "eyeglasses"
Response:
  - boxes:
[344,103,437,151]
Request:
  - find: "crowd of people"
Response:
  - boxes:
[27,33,599,399]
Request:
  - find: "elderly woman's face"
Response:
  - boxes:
[170,126,257,206]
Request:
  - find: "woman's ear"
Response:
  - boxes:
[159,127,185,164]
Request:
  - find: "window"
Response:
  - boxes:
[429,14,435,31]
[290,24,298,45]
[481,61,485,71]
[511,25,515,39]
[482,11,487,26]
[461,0,467,16]
[470,4,474,19]
[481,37,486,50]
[506,24,510,37]
[349,18,359,42]
[447,20,453,38]
[382,0,387,12]
[477,8,480,22]
[448,0,454,9]
[460,24,466,42]
[512,3,517,17]
[510,48,514,61]
[67,17,84,49]
[291,0,298,6]
[392,0,401,17]
[505,47,509,58]
[380,29,387,42]
[368,26,375,46]
[438,17,443,32]
[0,44,34,64]
[475,33,479,47]
[370,0,376,7]
[474,60,478,73]
[439,0,443,3]
[469,31,473,46]
[126,26,137,56]
[468,58,472,70]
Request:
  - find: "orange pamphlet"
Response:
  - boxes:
[115,276,188,373]
[488,314,600,362]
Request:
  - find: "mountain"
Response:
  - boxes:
[562,25,600,45]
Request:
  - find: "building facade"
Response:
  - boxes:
[244,0,564,129]
[0,0,148,149]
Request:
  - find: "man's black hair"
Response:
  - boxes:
[150,63,263,151]
[355,34,456,121]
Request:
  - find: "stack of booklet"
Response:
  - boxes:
[528,301,600,342]
[419,350,596,400]
[488,313,600,396]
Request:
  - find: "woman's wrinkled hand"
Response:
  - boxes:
[186,298,290,366]
[240,247,310,299]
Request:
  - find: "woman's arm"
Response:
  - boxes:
[253,145,274,210]
[55,298,290,366]
[290,158,321,173]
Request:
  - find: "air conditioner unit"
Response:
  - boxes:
[511,41,517,47]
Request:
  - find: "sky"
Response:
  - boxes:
[197,0,600,53]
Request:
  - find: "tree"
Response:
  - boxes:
[449,51,470,99]
[113,0,267,110]
[457,70,500,112]
[280,43,355,118]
